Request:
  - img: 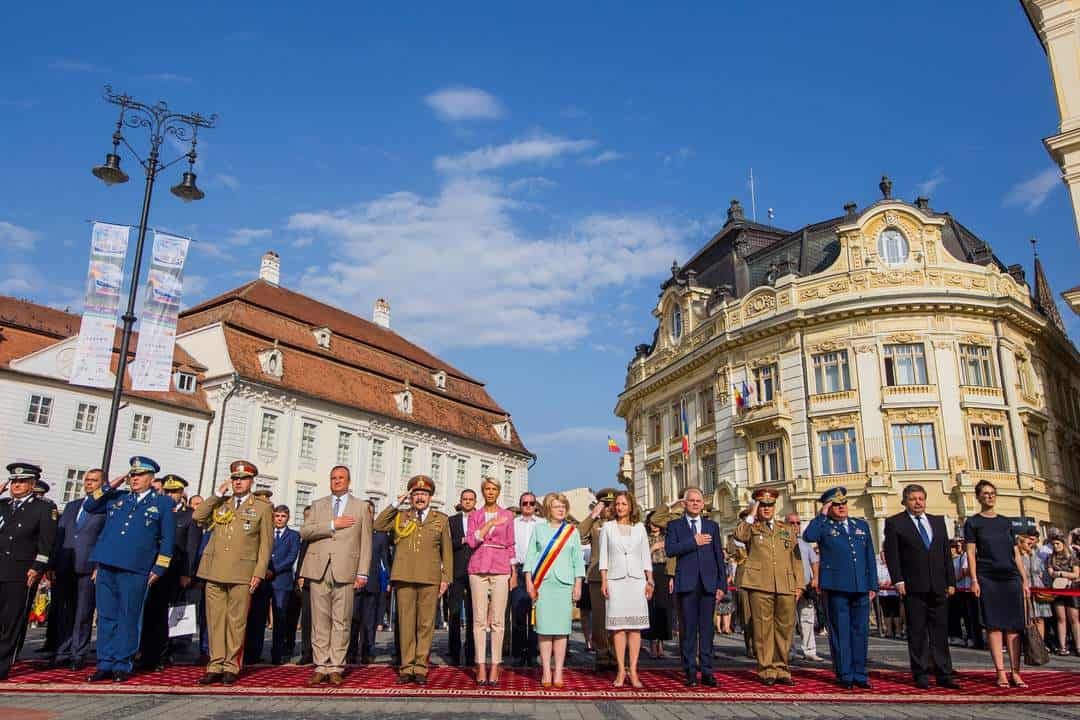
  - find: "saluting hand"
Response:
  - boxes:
[217,480,230,496]
[396,492,409,506]
[110,474,128,490]
[0,480,9,496]
[820,501,832,516]
[590,503,604,520]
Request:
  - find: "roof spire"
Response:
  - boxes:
[1032,238,1066,333]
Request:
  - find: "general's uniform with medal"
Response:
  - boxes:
[0,463,58,680]
[802,486,878,687]
[83,456,177,678]
[732,488,803,684]
[193,460,273,678]
[373,475,452,682]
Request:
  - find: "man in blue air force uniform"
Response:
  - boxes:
[802,486,878,690]
[84,456,176,683]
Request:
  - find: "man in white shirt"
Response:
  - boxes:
[786,512,821,662]
[510,492,541,666]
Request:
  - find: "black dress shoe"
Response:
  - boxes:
[197,672,223,685]
[700,674,717,687]
[396,673,414,684]
[684,675,698,687]
[112,671,132,683]
[70,659,84,672]
[414,675,427,686]
[299,656,314,666]
[88,669,112,683]
[915,677,930,690]
[762,677,776,687]
[938,677,961,690]
[839,680,853,690]
[222,672,238,685]
[361,655,374,665]
[46,657,63,670]
[776,677,795,686]
[854,680,872,690]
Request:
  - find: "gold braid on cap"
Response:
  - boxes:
[393,511,418,543]
[211,502,236,528]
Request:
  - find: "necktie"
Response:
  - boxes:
[275,529,282,541]
[235,496,242,510]
[916,516,931,549]
[691,518,698,535]
[334,496,342,518]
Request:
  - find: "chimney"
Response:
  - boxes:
[259,251,280,286]
[373,298,390,329]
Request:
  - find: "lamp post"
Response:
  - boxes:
[92,85,217,477]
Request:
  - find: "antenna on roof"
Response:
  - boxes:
[1030,236,1038,259]
[749,168,757,221]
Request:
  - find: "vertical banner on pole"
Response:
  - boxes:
[131,231,191,391]
[69,222,131,388]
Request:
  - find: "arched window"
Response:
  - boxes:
[670,306,683,342]
[877,227,909,266]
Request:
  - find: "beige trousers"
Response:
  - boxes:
[396,582,439,677]
[205,581,251,674]
[748,590,796,680]
[469,573,509,665]
[309,572,354,675]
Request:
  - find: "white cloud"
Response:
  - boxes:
[508,176,556,193]
[528,426,620,446]
[1004,167,1061,212]
[916,167,947,196]
[583,150,625,166]
[435,135,595,174]
[0,263,38,294]
[292,235,313,248]
[0,221,38,251]
[225,227,271,246]
[425,87,503,121]
[288,176,687,349]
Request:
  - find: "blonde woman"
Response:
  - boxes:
[599,491,652,688]
[524,493,584,688]
[465,478,515,687]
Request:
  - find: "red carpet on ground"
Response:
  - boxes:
[2,662,1078,703]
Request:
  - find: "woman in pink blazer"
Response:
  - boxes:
[465,477,516,686]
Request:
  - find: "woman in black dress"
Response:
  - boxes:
[643,515,673,658]
[963,480,1030,689]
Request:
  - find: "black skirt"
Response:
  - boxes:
[644,562,672,641]
[977,573,1024,632]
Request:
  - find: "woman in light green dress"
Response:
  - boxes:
[525,492,584,688]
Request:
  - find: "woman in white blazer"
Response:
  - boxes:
[600,491,653,688]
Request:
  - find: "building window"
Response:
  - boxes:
[891,423,938,471]
[959,344,995,387]
[671,306,683,342]
[648,413,662,448]
[259,413,278,451]
[63,468,87,504]
[697,386,715,427]
[812,351,851,394]
[254,476,274,495]
[877,227,909,265]
[672,462,687,497]
[294,483,315,525]
[480,461,491,479]
[300,422,318,459]
[337,430,353,466]
[370,438,385,473]
[74,402,98,433]
[431,451,443,482]
[401,445,414,479]
[754,364,778,402]
[26,394,53,426]
[455,457,467,490]
[176,372,197,393]
[176,421,195,450]
[433,370,447,390]
[1016,357,1031,394]
[649,471,663,505]
[971,424,1008,472]
[701,454,717,495]
[818,428,859,475]
[669,401,681,440]
[130,413,152,442]
[503,468,513,497]
[1028,432,1044,476]
[757,438,784,483]
[884,343,928,386]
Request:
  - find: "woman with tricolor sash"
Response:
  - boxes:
[524,492,584,688]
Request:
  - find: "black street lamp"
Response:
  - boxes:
[92,85,217,477]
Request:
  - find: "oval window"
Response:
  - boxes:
[877,228,909,265]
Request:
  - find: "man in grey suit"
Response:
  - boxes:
[300,466,373,686]
[48,469,106,670]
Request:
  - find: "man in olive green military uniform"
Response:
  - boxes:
[578,487,616,671]
[193,460,274,685]
[374,475,452,685]
[733,488,803,686]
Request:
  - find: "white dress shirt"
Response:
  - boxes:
[514,514,541,565]
[908,512,933,544]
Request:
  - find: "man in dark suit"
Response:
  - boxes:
[664,487,727,687]
[884,483,959,690]
[446,490,476,666]
[265,505,301,664]
[349,501,390,664]
[48,468,107,670]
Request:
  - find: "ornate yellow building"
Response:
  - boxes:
[615,186,1080,542]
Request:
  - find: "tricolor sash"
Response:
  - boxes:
[531,521,576,625]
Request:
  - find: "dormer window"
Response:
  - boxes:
[432,370,447,390]
[176,372,197,394]
[670,306,683,343]
[258,347,284,379]
[395,388,413,415]
[313,327,332,349]
[494,418,512,443]
[877,227,910,266]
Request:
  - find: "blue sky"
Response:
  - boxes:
[2,2,1078,496]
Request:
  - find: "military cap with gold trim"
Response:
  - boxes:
[819,486,848,505]
[229,460,258,479]
[751,487,780,505]
[33,479,50,495]
[253,488,273,499]
[7,462,42,482]
[595,487,618,504]
[407,474,435,494]
[128,456,160,476]
[161,474,188,492]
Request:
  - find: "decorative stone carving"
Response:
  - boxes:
[960,333,992,347]
[883,406,939,424]
[236,383,296,411]
[745,292,776,317]
[808,339,846,354]
[810,412,860,430]
[257,344,284,379]
[948,456,968,474]
[854,344,877,354]
[885,332,921,344]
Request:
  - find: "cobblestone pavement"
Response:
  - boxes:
[3,627,1077,719]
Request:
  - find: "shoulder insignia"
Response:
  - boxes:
[52,509,59,520]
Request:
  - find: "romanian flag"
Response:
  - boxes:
[742,379,753,406]
[607,436,621,454]
[681,402,690,458]
[733,383,745,409]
